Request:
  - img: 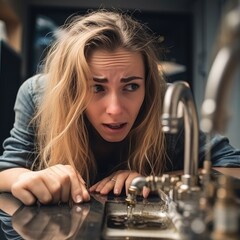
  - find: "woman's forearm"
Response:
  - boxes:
[0,168,31,192]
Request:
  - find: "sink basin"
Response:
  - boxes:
[102,199,181,239]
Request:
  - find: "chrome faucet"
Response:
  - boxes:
[162,81,199,191]
[201,4,240,134]
[126,175,175,206]
[127,82,200,203]
[199,4,240,201]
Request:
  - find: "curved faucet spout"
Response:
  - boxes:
[162,81,199,185]
[201,7,240,134]
[130,176,147,192]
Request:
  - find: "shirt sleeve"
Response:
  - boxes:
[166,126,240,172]
[198,132,240,167]
[0,75,44,171]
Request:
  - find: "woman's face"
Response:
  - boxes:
[85,48,145,142]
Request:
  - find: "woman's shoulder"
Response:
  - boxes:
[20,74,46,93]
[18,74,47,107]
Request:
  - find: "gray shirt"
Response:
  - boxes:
[0,74,240,178]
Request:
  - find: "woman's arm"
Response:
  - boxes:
[0,75,90,205]
[0,165,90,205]
[0,168,31,192]
[198,132,240,167]
[0,75,41,172]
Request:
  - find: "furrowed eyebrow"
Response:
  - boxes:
[92,76,143,83]
[121,76,143,83]
[93,77,108,83]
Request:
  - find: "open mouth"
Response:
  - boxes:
[103,123,127,129]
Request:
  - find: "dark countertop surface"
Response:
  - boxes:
[0,193,173,240]
[0,168,240,240]
[0,193,111,240]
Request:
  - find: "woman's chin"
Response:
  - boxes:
[100,133,128,143]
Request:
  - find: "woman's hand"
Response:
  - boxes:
[11,164,90,205]
[89,170,150,198]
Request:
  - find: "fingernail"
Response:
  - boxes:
[75,195,82,203]
[114,188,119,195]
[89,187,94,193]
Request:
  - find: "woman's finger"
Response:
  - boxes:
[62,165,90,203]
[90,177,111,193]
[49,165,71,203]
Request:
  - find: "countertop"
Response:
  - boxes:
[213,167,240,179]
[0,167,239,240]
[0,193,109,240]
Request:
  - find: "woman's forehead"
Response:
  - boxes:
[88,48,144,69]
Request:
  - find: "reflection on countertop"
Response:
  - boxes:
[0,167,240,240]
[0,193,106,240]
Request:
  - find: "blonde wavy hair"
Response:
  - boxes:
[34,10,167,185]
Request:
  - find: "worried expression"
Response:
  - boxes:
[85,48,145,142]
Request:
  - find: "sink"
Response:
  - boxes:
[101,199,181,239]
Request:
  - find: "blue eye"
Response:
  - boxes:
[93,85,104,93]
[125,83,139,91]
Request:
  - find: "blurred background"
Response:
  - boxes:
[0,0,239,153]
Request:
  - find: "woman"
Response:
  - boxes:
[0,10,239,206]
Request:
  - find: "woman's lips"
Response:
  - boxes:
[103,123,127,129]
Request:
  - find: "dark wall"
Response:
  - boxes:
[0,40,21,154]
[25,6,193,87]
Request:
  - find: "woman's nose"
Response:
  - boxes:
[105,94,123,115]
